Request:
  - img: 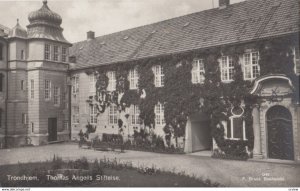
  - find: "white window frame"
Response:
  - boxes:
[44,80,51,100]
[191,59,205,84]
[108,104,118,124]
[129,68,139,89]
[44,44,51,60]
[72,75,79,95]
[220,56,234,82]
[90,105,98,125]
[243,51,260,80]
[89,73,96,93]
[53,45,59,61]
[224,116,247,141]
[72,106,80,124]
[131,105,140,125]
[30,79,34,99]
[62,47,67,62]
[107,71,116,91]
[155,102,165,125]
[53,86,60,106]
[154,65,164,87]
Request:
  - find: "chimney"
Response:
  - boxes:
[219,0,230,9]
[87,31,95,41]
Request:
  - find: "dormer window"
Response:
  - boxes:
[191,59,205,84]
[44,44,50,60]
[221,56,234,82]
[243,51,260,80]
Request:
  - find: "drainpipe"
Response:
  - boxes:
[4,38,8,148]
[67,66,72,140]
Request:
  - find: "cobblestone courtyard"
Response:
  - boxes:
[0,143,299,187]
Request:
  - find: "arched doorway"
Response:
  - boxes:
[266,106,294,160]
[190,112,212,152]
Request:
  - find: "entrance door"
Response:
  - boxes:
[267,106,294,160]
[48,118,57,142]
[191,120,212,152]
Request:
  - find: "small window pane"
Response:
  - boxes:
[232,117,243,139]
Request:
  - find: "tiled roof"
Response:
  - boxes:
[70,0,300,70]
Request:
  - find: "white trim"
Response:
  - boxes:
[220,56,234,82]
[250,75,294,94]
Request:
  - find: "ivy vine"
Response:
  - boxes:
[83,34,298,158]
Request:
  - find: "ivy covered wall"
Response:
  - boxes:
[79,34,299,158]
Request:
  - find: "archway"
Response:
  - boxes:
[190,112,212,152]
[266,105,294,160]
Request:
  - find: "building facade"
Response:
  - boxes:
[0,0,71,147]
[0,0,299,162]
[69,0,300,162]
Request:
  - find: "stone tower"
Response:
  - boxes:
[5,0,71,147]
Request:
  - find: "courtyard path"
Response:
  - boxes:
[0,142,299,187]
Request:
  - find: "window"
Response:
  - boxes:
[62,47,67,62]
[192,59,205,84]
[155,103,165,125]
[90,105,98,124]
[131,105,141,125]
[129,68,139,89]
[22,113,28,125]
[72,75,79,95]
[221,56,234,82]
[63,120,69,130]
[31,122,34,133]
[21,80,25,91]
[62,90,66,102]
[53,45,59,61]
[72,106,79,124]
[21,50,25,60]
[108,104,118,124]
[0,44,3,60]
[154,65,164,87]
[225,116,246,140]
[107,71,116,91]
[294,47,300,74]
[44,80,51,100]
[0,109,2,128]
[89,74,96,93]
[0,73,3,92]
[30,80,34,99]
[44,44,50,60]
[54,86,60,105]
[243,52,260,80]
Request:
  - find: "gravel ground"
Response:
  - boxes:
[0,142,299,187]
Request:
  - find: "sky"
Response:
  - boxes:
[0,0,244,43]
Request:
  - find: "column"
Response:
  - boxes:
[252,104,263,158]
